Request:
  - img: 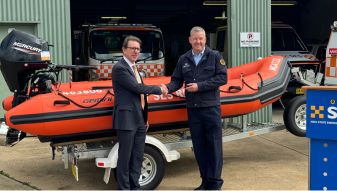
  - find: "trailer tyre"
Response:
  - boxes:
[113,145,165,190]
[140,145,165,190]
[283,95,306,137]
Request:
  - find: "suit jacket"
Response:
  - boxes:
[112,58,161,130]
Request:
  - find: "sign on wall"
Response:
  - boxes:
[240,32,260,47]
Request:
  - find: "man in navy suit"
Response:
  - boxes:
[112,35,165,190]
[163,26,227,190]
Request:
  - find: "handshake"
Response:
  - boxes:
[158,83,199,96]
[160,84,168,96]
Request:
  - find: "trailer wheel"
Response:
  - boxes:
[283,95,306,137]
[113,145,165,190]
[140,145,165,190]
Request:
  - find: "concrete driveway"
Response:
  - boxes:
[0,128,308,190]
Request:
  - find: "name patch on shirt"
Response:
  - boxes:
[183,63,190,68]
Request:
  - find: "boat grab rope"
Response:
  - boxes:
[220,72,263,93]
[241,72,263,91]
[56,90,114,109]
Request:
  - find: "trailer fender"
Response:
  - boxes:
[95,142,119,184]
[95,142,119,168]
[145,135,180,162]
[94,135,180,184]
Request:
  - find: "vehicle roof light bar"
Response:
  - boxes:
[203,0,297,6]
[100,16,127,20]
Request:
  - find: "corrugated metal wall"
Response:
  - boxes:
[0,0,72,117]
[227,0,272,123]
[0,0,72,72]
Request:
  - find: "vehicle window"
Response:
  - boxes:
[272,28,307,52]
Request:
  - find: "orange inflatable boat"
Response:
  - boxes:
[0,30,290,144]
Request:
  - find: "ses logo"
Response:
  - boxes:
[309,99,337,125]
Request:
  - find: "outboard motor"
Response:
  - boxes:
[0,30,51,146]
[0,29,51,106]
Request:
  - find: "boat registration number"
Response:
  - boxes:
[62,89,103,95]
[296,88,304,94]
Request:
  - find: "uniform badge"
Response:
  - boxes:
[183,63,190,68]
[220,59,226,66]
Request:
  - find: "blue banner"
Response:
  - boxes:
[307,89,337,140]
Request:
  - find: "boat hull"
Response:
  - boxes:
[3,56,290,142]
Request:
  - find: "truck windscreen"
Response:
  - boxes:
[89,30,164,61]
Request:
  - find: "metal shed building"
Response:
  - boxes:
[0,0,272,124]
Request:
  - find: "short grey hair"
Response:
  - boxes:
[122,35,142,48]
[190,26,206,36]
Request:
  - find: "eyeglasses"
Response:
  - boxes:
[126,47,141,52]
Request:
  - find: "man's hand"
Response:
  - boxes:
[185,83,198,92]
[160,84,168,96]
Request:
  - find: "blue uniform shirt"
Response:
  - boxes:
[192,48,205,66]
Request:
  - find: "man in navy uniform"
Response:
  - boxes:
[163,26,227,190]
[112,35,165,190]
